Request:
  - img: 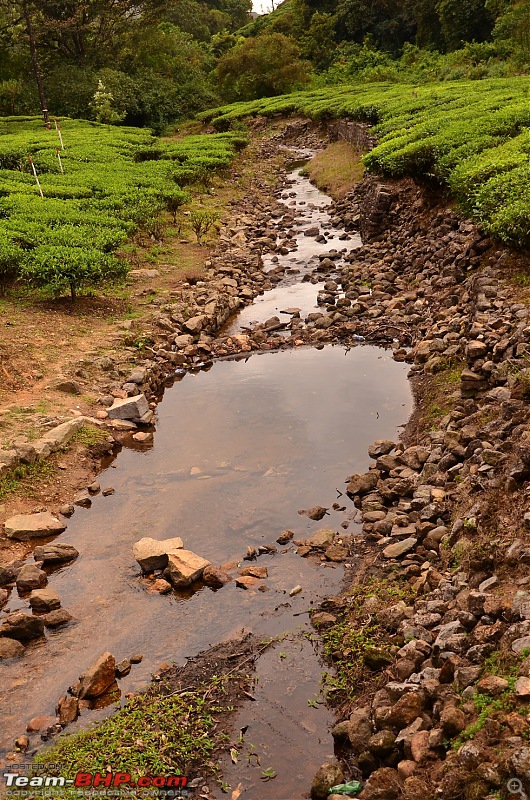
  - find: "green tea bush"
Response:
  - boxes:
[198,77,530,247]
[0,118,245,297]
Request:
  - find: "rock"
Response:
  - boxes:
[102,487,115,496]
[5,511,66,541]
[368,730,397,757]
[132,431,153,443]
[27,716,57,733]
[59,504,75,517]
[325,543,349,562]
[348,708,373,753]
[512,635,530,655]
[74,491,92,508]
[184,315,208,334]
[115,658,132,678]
[347,472,379,496]
[361,767,400,800]
[78,652,116,699]
[236,576,261,590]
[29,588,61,613]
[52,379,81,395]
[0,588,8,607]
[478,576,498,592]
[0,638,25,659]
[387,691,426,730]
[368,440,396,459]
[238,565,267,578]
[34,543,79,564]
[43,609,73,628]
[306,529,336,549]
[440,704,466,737]
[16,564,47,592]
[312,612,337,627]
[311,762,344,799]
[15,734,29,751]
[107,394,149,421]
[383,538,418,559]
[202,566,233,588]
[132,537,184,572]
[515,677,530,699]
[57,695,79,726]
[163,550,210,588]
[0,612,45,640]
[147,578,173,595]
[276,530,294,544]
[306,506,328,520]
[476,675,509,696]
[0,565,15,586]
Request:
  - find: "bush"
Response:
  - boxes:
[21,246,128,301]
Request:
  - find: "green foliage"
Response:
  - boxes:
[0,118,244,298]
[217,33,311,100]
[189,209,220,243]
[90,81,126,126]
[200,77,530,247]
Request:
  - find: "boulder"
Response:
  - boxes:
[5,512,66,541]
[163,550,210,588]
[0,611,45,641]
[383,538,417,559]
[311,762,344,799]
[78,652,116,699]
[132,537,184,572]
[34,543,79,564]
[347,472,379,496]
[57,695,79,726]
[16,564,47,592]
[202,566,233,588]
[306,529,336,549]
[0,638,25,659]
[107,394,149,421]
[43,609,73,628]
[361,768,400,800]
[29,588,61,613]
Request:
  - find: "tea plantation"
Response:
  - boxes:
[200,77,530,248]
[0,118,245,298]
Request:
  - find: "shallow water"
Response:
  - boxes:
[0,159,412,799]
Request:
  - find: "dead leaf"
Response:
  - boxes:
[230,747,239,764]
[232,784,243,800]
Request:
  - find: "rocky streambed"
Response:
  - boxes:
[2,119,530,800]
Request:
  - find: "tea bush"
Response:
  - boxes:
[0,117,246,297]
[198,77,530,247]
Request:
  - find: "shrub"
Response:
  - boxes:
[21,246,128,301]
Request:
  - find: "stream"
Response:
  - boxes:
[0,154,413,798]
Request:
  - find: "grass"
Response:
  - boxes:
[31,675,239,799]
[0,459,55,501]
[71,425,109,448]
[318,576,415,705]
[303,141,365,199]
[198,77,530,248]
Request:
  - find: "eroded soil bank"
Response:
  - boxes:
[2,118,530,800]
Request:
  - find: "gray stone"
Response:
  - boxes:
[107,394,149,421]
[5,511,66,541]
[512,635,530,655]
[383,537,417,559]
[132,537,184,572]
[34,543,79,564]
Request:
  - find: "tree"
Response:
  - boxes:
[491,0,530,59]
[22,246,128,301]
[436,0,494,50]
[217,33,311,100]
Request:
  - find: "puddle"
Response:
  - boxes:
[0,154,412,797]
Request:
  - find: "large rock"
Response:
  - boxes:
[43,609,73,628]
[132,537,184,572]
[16,564,47,592]
[0,565,15,586]
[34,543,79,564]
[29,588,61,613]
[5,511,66,541]
[78,652,116,698]
[107,394,149,421]
[311,762,344,799]
[383,538,417,559]
[0,611,45,641]
[361,768,400,800]
[306,529,336,549]
[202,566,233,588]
[163,550,211,588]
[0,638,25,659]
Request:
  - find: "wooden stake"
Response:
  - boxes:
[54,119,64,150]
[29,157,44,198]
[56,147,64,174]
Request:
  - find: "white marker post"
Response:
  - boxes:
[29,157,44,198]
[56,147,64,174]
[54,119,64,150]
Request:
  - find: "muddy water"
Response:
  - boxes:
[1,159,412,798]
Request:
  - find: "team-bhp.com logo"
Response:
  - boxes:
[3,772,188,792]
